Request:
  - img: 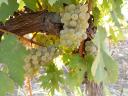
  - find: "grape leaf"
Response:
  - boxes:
[43,0,76,12]
[85,55,94,81]
[18,0,25,10]
[0,0,19,22]
[0,34,29,86]
[67,54,85,69]
[40,62,64,94]
[91,27,118,83]
[101,49,118,83]
[109,27,125,43]
[23,0,37,11]
[0,72,14,96]
[62,54,85,88]
[0,0,8,6]
[48,0,58,6]
[92,7,101,26]
[110,0,123,18]
[111,11,120,27]
[91,50,107,82]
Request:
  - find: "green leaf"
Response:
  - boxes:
[91,50,107,82]
[62,54,85,88]
[92,27,118,83]
[85,55,94,81]
[110,11,120,27]
[65,69,85,89]
[42,0,76,12]
[48,0,58,6]
[0,34,29,86]
[40,62,64,94]
[0,72,14,96]
[102,49,118,83]
[18,0,25,10]
[93,27,106,48]
[110,11,125,41]
[0,0,19,22]
[110,0,123,18]
[67,54,85,69]
[0,0,8,5]
[92,7,101,26]
[23,0,37,11]
[109,27,125,42]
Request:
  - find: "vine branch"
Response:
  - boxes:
[0,11,62,36]
[24,77,32,96]
[0,29,44,46]
[88,0,93,13]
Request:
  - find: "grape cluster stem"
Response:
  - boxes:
[24,77,33,96]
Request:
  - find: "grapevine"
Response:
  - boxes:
[0,0,126,96]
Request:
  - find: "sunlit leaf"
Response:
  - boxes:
[23,0,37,11]
[0,34,29,86]
[62,54,85,88]
[48,0,59,6]
[40,62,64,94]
[0,0,18,22]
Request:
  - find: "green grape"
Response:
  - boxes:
[74,8,80,14]
[24,63,31,69]
[92,46,97,53]
[41,56,47,61]
[66,4,76,11]
[80,4,88,12]
[85,22,89,29]
[69,28,75,34]
[31,55,37,61]
[85,41,97,56]
[24,55,31,63]
[32,59,39,65]
[69,20,77,27]
[63,12,71,21]
[79,12,86,20]
[71,14,78,20]
[85,41,93,46]
[36,50,42,57]
[82,33,88,39]
[85,45,92,52]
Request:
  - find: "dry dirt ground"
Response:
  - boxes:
[109,41,128,96]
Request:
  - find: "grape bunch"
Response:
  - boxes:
[24,46,59,78]
[35,33,60,47]
[60,4,90,50]
[85,41,97,56]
